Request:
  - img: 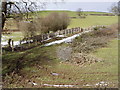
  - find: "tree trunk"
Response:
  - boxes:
[2,1,7,29]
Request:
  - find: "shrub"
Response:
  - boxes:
[59,13,70,29]
[42,12,70,32]
[18,21,38,38]
[32,18,42,34]
[93,27,99,31]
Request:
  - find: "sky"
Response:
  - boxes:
[8,0,118,12]
[30,0,118,2]
[43,2,117,12]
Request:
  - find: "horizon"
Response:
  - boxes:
[39,10,112,13]
[40,2,117,13]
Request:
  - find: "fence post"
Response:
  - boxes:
[72,28,74,34]
[74,28,76,34]
[79,27,80,32]
[65,29,67,37]
[12,39,14,52]
[28,38,31,46]
[35,39,37,45]
[56,31,58,36]
[56,30,59,36]
[47,33,49,39]
[76,28,78,33]
[68,29,70,34]
[8,38,12,48]
[81,28,83,32]
[74,28,76,33]
[26,38,27,43]
[79,27,81,32]
[71,28,73,34]
[59,30,61,35]
[66,29,68,36]
[41,35,43,42]
[20,39,22,45]
[73,28,76,34]
[45,34,47,40]
[77,27,79,33]
[67,29,69,35]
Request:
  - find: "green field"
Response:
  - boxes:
[3,14,117,42]
[69,16,117,28]
[4,11,117,30]
[2,10,118,88]
[35,10,112,17]
[3,38,118,88]
[2,32,23,42]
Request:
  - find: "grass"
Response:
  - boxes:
[2,44,59,75]
[92,39,118,74]
[3,38,118,88]
[69,16,118,28]
[49,39,118,88]
[2,32,23,42]
[2,15,117,42]
[4,10,117,30]
[4,19,18,30]
[33,10,112,17]
[2,10,118,88]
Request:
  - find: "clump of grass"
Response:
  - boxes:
[93,27,100,31]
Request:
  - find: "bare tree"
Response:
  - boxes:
[1,0,47,29]
[2,0,7,29]
[1,0,64,29]
[19,21,38,38]
[109,2,120,15]
[76,8,83,17]
[41,12,70,32]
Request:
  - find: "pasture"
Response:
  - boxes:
[3,11,117,30]
[2,10,118,88]
[3,38,118,88]
[35,10,112,17]
[69,16,117,28]
[2,11,117,42]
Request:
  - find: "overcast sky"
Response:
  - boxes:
[9,0,118,12]
[43,2,117,12]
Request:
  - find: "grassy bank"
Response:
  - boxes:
[3,38,118,88]
[2,10,118,88]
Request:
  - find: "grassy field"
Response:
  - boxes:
[3,16,117,43]
[3,10,117,30]
[2,10,118,88]
[33,10,112,17]
[2,32,23,42]
[69,16,118,28]
[2,11,117,42]
[4,16,117,30]
[3,38,118,88]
